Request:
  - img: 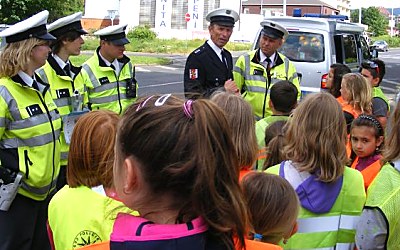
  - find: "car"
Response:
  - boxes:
[252,16,378,97]
[371,40,389,52]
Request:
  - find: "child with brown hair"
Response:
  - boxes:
[263,120,288,170]
[356,100,400,250]
[211,92,258,179]
[266,92,366,249]
[241,172,299,249]
[48,110,135,250]
[350,114,384,190]
[82,94,248,250]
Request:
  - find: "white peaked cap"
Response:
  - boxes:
[0,10,55,43]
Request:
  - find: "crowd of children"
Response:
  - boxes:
[0,8,399,250]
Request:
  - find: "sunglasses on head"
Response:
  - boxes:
[367,61,380,76]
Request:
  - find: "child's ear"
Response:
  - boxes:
[290,221,298,237]
[268,99,274,109]
[376,135,384,147]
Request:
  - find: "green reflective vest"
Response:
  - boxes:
[233,50,300,120]
[365,163,400,249]
[48,185,138,249]
[267,165,366,249]
[0,76,61,200]
[37,60,86,166]
[76,50,137,115]
[373,86,390,111]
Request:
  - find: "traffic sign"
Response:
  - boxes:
[185,13,190,22]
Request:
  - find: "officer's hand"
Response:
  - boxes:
[224,79,240,95]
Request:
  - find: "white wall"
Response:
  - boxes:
[119,0,140,29]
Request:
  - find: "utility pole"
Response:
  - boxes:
[260,0,263,16]
[359,6,361,24]
[283,0,286,16]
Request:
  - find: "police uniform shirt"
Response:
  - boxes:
[260,51,277,68]
[98,51,120,75]
[17,71,44,93]
[52,54,74,78]
[207,40,224,62]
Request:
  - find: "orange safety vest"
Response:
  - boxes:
[239,170,252,181]
[341,102,362,119]
[236,239,282,250]
[351,157,382,190]
[77,241,109,250]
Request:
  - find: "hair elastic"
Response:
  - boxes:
[253,233,263,241]
[183,99,194,119]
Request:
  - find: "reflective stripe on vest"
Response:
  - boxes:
[82,64,101,87]
[0,129,60,148]
[21,177,57,196]
[297,215,359,233]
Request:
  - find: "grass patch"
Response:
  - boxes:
[81,36,251,54]
[70,54,172,66]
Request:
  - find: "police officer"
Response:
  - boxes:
[184,8,239,98]
[76,24,138,114]
[233,20,300,120]
[37,12,88,189]
[0,10,62,250]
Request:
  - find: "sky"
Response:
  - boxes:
[350,0,400,8]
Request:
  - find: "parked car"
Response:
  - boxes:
[371,40,389,52]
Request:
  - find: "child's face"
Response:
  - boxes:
[360,68,380,87]
[326,68,335,89]
[351,126,383,158]
[340,80,351,102]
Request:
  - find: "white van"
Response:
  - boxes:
[252,16,376,96]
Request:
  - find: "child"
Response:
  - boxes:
[263,120,288,170]
[325,63,351,101]
[340,73,372,133]
[255,81,297,169]
[82,94,248,250]
[211,92,258,179]
[241,172,299,249]
[266,92,366,249]
[360,59,389,128]
[350,114,384,190]
[48,110,135,250]
[356,100,400,249]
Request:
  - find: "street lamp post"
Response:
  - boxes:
[283,0,286,16]
[260,0,263,16]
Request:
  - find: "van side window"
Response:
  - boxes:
[360,36,370,61]
[342,34,358,64]
[334,35,344,64]
[279,32,324,63]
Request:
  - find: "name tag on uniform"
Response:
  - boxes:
[56,88,70,98]
[253,69,263,76]
[99,77,110,85]
[189,69,198,80]
[26,104,43,117]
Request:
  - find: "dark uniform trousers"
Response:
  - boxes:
[184,41,233,98]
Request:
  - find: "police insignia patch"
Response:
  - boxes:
[72,230,102,248]
[189,69,198,80]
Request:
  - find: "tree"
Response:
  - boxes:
[350,7,388,36]
[0,0,84,24]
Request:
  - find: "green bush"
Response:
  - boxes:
[127,26,157,41]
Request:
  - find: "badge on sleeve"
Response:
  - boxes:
[189,69,198,80]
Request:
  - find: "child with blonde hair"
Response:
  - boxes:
[266,92,366,249]
[340,73,372,132]
[241,172,299,249]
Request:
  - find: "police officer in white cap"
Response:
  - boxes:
[76,23,138,114]
[184,8,240,98]
[233,20,300,120]
[36,12,88,190]
[0,10,62,250]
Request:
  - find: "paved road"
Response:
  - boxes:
[135,49,400,100]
